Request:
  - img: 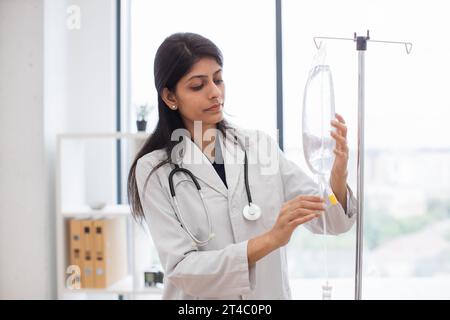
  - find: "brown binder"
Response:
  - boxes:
[80,219,95,288]
[93,219,106,288]
[93,217,128,288]
[68,219,83,288]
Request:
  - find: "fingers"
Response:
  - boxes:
[289,213,319,226]
[331,116,347,138]
[286,195,323,206]
[330,130,347,146]
[330,114,350,165]
[282,195,326,221]
[333,149,348,158]
[288,207,324,222]
[289,199,326,212]
[335,113,346,124]
[330,132,349,157]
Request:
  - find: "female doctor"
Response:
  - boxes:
[128,32,357,300]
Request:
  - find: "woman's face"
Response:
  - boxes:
[162,57,225,131]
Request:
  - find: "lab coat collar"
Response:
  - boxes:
[177,128,245,199]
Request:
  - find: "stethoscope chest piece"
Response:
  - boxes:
[243,203,261,221]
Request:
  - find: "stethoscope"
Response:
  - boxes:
[168,134,262,246]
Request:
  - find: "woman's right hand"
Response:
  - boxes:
[247,195,325,266]
[268,195,325,248]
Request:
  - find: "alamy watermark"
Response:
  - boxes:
[66,5,81,30]
[170,121,281,176]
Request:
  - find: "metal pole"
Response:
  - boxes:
[311,30,411,300]
[355,34,367,300]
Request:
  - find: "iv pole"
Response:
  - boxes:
[312,30,412,300]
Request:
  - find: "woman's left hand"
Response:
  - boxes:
[330,113,349,179]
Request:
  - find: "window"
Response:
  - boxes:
[283,0,450,299]
[129,0,277,137]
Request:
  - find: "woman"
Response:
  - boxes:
[128,32,357,299]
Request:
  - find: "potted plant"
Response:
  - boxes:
[136,104,150,132]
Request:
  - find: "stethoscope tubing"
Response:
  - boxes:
[168,134,254,246]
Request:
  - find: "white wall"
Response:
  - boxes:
[0,0,117,299]
[0,0,53,299]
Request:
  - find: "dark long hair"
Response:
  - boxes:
[127,32,230,222]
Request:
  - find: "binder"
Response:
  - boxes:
[68,219,83,287]
[93,219,106,288]
[80,219,95,288]
[92,217,128,288]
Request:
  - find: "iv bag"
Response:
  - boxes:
[302,44,336,177]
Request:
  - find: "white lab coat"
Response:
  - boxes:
[135,126,357,300]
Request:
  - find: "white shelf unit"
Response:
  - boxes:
[56,132,163,300]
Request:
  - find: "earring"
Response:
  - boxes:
[171,105,178,110]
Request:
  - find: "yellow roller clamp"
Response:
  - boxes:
[328,193,338,205]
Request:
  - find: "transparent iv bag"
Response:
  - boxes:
[302,43,338,205]
[302,63,336,177]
